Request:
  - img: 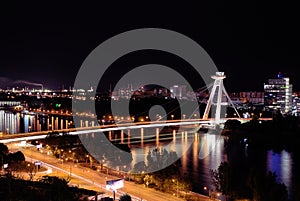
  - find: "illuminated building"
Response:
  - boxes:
[229,91,264,104]
[264,72,292,114]
[170,85,186,99]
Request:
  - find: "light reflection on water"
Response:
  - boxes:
[267,150,292,193]
[128,130,195,170]
[128,130,227,189]
[128,130,294,196]
[0,110,35,134]
[0,110,73,133]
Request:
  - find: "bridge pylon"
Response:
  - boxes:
[203,72,240,124]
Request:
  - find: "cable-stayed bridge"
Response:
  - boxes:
[0,72,271,144]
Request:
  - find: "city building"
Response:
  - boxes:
[264,72,293,114]
[292,92,300,116]
[170,85,187,99]
[229,91,264,104]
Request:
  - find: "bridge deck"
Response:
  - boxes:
[0,118,271,144]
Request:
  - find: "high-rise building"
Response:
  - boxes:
[264,72,292,114]
[170,85,187,99]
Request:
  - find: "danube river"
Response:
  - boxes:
[1,109,298,199]
[125,129,297,198]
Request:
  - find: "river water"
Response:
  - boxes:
[127,130,298,199]
[0,110,74,134]
[1,110,298,199]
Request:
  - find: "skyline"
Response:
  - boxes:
[0,71,296,94]
[1,3,300,92]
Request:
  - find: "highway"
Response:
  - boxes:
[13,144,192,201]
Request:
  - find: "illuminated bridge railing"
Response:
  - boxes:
[0,118,271,144]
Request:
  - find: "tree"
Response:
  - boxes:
[39,175,70,186]
[26,163,37,181]
[119,193,132,201]
[179,173,192,198]
[248,170,288,201]
[0,143,9,156]
[224,119,241,130]
[211,162,289,201]
[147,148,179,172]
[133,161,146,173]
[39,176,74,200]
[210,162,234,201]
[0,143,9,166]
[7,151,25,163]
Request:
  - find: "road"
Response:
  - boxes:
[14,145,190,201]
[1,117,272,144]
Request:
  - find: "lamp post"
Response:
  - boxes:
[58,158,64,169]
[86,154,89,165]
[172,179,179,197]
[203,186,211,199]
[203,187,220,200]
[90,156,92,168]
[66,158,72,177]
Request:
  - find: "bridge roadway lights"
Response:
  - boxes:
[0,118,272,144]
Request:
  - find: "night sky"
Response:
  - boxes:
[0,2,299,92]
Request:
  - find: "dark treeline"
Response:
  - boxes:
[0,175,97,201]
[223,113,300,152]
[219,114,300,201]
[0,143,25,168]
[210,161,289,201]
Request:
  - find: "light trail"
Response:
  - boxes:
[25,156,145,201]
[0,118,271,144]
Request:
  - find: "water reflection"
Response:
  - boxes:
[0,110,35,134]
[127,129,195,173]
[127,130,226,182]
[0,110,74,134]
[267,150,292,193]
[127,130,294,197]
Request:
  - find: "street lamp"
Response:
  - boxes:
[171,114,174,120]
[203,186,212,198]
[172,179,179,197]
[86,154,89,165]
[65,158,72,176]
[204,186,219,200]
[58,158,64,169]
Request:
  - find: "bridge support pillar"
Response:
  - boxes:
[202,72,240,124]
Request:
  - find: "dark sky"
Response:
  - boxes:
[0,2,299,92]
